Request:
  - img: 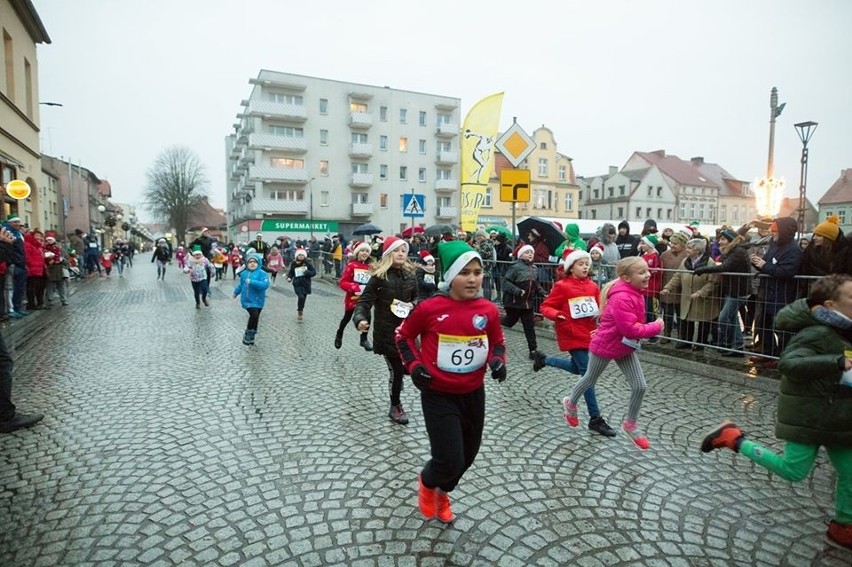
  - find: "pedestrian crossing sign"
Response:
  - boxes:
[403,193,425,218]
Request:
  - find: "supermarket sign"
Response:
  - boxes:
[261,220,339,233]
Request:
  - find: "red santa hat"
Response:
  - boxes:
[294,248,308,259]
[589,242,605,256]
[382,236,408,257]
[514,244,534,259]
[562,249,591,272]
[419,250,435,263]
[352,241,372,257]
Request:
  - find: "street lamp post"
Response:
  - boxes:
[794,121,818,237]
[754,87,786,219]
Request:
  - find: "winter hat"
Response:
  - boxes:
[669,230,690,246]
[382,236,408,257]
[642,219,658,234]
[641,234,659,249]
[246,252,263,266]
[352,241,372,257]
[419,250,435,263]
[474,229,488,239]
[589,242,605,256]
[191,245,202,255]
[718,228,738,242]
[814,215,841,241]
[562,249,591,272]
[437,240,481,291]
[45,236,56,244]
[687,238,707,253]
[6,214,20,222]
[294,248,308,259]
[515,244,534,259]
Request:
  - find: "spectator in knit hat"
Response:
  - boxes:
[802,215,844,278]
[658,230,690,343]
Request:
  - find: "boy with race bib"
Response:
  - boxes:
[396,240,507,524]
[533,250,616,437]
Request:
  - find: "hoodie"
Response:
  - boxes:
[615,220,639,258]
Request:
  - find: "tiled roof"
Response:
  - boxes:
[636,151,718,188]
[818,169,852,205]
[621,168,649,182]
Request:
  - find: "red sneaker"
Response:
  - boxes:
[435,489,455,523]
[621,419,650,450]
[562,397,579,427]
[826,520,852,551]
[417,474,436,520]
[700,421,744,453]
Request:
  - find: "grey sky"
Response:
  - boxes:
[32,0,852,221]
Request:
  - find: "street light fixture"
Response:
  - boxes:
[794,120,818,236]
[39,102,63,107]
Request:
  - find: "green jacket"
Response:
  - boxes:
[775,299,852,447]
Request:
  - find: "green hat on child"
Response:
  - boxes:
[191,245,202,255]
[437,240,481,291]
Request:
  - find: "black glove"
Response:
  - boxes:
[693,266,709,276]
[411,365,433,391]
[489,358,506,382]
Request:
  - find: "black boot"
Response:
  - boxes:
[360,333,373,352]
[242,330,252,345]
[334,332,343,349]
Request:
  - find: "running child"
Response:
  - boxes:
[286,248,316,321]
[184,245,212,308]
[396,240,507,523]
[335,241,373,351]
[265,245,285,286]
[233,253,270,345]
[562,256,664,449]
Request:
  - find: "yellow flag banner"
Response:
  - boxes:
[459,92,504,232]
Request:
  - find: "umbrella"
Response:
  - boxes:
[352,223,383,236]
[484,225,512,238]
[517,217,565,255]
[424,223,457,238]
[402,225,425,237]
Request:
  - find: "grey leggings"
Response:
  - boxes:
[567,352,646,422]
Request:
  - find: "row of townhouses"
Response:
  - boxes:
[225,71,833,241]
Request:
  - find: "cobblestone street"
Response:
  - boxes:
[0,261,849,566]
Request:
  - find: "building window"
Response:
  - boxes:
[667,208,672,220]
[351,132,368,144]
[437,168,451,180]
[399,137,408,152]
[419,111,427,126]
[437,113,451,125]
[839,211,847,224]
[319,160,329,176]
[269,93,303,104]
[608,187,614,198]
[270,189,304,200]
[400,166,408,180]
[380,164,388,180]
[699,204,705,220]
[538,158,548,177]
[437,140,451,154]
[484,187,492,207]
[320,191,329,206]
[617,207,624,217]
[689,204,696,219]
[418,168,426,182]
[419,139,426,154]
[269,125,303,137]
[564,193,573,211]
[558,165,567,181]
[646,207,652,218]
[647,186,653,197]
[636,207,642,218]
[400,108,407,123]
[271,158,304,169]
[380,193,388,208]
[319,129,328,146]
[657,208,662,218]
[591,210,597,220]
[619,185,625,196]
[379,135,388,151]
[319,98,328,114]
[352,193,369,204]
[350,101,367,113]
[534,189,552,209]
[593,189,599,199]
[438,196,452,208]
[657,186,662,197]
[720,205,727,220]
[351,163,368,174]
[540,142,547,150]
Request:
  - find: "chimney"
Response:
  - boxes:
[652,150,666,158]
[608,166,619,176]
[691,156,704,166]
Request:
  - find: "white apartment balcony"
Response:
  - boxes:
[230,165,241,181]
[245,100,308,122]
[436,122,459,137]
[246,198,309,216]
[434,179,457,192]
[230,145,241,159]
[349,143,373,158]
[239,148,255,165]
[248,133,308,153]
[351,203,374,216]
[249,166,310,184]
[436,206,458,219]
[436,151,459,165]
[349,112,373,129]
[349,173,374,188]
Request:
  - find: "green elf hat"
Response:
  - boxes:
[641,234,659,249]
[191,245,203,255]
[437,240,481,292]
[6,214,20,222]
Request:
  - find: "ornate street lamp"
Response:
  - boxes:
[753,87,786,218]
[794,121,818,236]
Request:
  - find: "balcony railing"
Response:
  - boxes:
[435,179,457,192]
[349,143,373,158]
[436,151,459,164]
[245,100,308,121]
[351,202,373,216]
[436,122,459,137]
[349,112,373,129]
[249,166,309,184]
[246,198,309,216]
[436,206,458,219]
[349,173,374,188]
[248,133,308,153]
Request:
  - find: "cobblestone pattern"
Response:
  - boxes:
[0,263,848,566]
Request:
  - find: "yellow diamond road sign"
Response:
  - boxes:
[496,122,535,167]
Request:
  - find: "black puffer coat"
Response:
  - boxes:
[693,236,752,297]
[353,267,418,356]
[502,260,544,310]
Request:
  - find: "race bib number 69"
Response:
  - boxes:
[436,334,488,373]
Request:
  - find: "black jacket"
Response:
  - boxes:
[353,267,418,356]
[693,238,752,297]
[501,260,544,310]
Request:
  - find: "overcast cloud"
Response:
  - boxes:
[32,0,852,220]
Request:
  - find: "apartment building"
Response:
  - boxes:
[0,0,50,223]
[226,71,461,241]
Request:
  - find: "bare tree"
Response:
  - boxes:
[144,145,208,240]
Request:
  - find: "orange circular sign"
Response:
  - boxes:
[6,180,31,200]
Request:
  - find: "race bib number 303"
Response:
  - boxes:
[436,334,488,373]
[568,296,599,319]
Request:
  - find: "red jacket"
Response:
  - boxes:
[396,294,505,395]
[339,259,372,311]
[641,251,662,297]
[24,233,45,277]
[540,274,600,352]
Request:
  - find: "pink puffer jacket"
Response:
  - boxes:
[590,279,663,359]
